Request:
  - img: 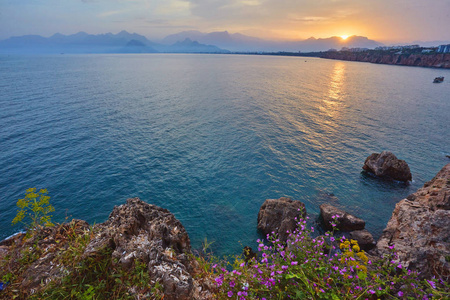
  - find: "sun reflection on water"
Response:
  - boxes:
[320,61,347,119]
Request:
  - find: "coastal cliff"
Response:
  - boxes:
[376,163,450,279]
[321,51,450,68]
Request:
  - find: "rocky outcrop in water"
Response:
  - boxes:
[363,151,412,182]
[376,163,450,279]
[320,204,375,250]
[349,230,376,251]
[319,204,365,232]
[322,51,450,68]
[257,197,306,242]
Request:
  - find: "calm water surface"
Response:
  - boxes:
[1,54,449,255]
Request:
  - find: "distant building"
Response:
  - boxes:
[376,45,421,51]
[421,49,433,53]
[437,44,450,53]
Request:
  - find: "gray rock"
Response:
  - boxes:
[349,229,376,251]
[85,198,194,300]
[257,197,306,242]
[376,163,450,279]
[320,204,365,232]
[363,151,412,182]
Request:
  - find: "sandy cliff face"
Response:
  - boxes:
[322,52,450,68]
[376,164,450,279]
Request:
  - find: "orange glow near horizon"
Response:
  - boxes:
[340,35,349,40]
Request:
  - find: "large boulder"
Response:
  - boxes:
[376,164,450,279]
[363,151,412,182]
[319,204,365,232]
[257,197,306,242]
[84,197,195,300]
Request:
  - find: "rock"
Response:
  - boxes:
[85,197,194,300]
[14,220,90,292]
[363,151,412,182]
[0,200,215,299]
[376,163,450,279]
[257,197,306,242]
[349,230,376,251]
[319,204,365,232]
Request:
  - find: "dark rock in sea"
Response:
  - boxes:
[319,203,365,232]
[363,151,412,182]
[84,197,194,300]
[257,197,306,242]
[349,229,376,251]
[376,163,450,279]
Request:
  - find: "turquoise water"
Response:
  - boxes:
[0,54,449,255]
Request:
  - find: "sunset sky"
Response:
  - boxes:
[1,0,450,43]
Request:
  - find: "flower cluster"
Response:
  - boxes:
[211,214,449,299]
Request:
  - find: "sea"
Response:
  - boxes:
[0,54,449,256]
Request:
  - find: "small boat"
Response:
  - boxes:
[433,76,444,83]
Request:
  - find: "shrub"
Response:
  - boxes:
[12,188,55,231]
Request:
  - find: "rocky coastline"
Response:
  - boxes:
[1,162,449,298]
[321,51,450,69]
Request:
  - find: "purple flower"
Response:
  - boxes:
[291,261,298,265]
[398,291,403,297]
[368,289,375,294]
[230,280,235,288]
[214,276,223,286]
[227,291,233,297]
[427,280,436,289]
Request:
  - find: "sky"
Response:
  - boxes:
[1,0,450,43]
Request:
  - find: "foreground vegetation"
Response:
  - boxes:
[206,215,449,299]
[1,189,449,299]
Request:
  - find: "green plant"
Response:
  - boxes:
[12,188,55,231]
[212,213,450,299]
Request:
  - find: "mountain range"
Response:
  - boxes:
[0,30,385,54]
[161,30,383,52]
[0,31,228,54]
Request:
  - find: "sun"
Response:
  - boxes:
[340,35,349,40]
